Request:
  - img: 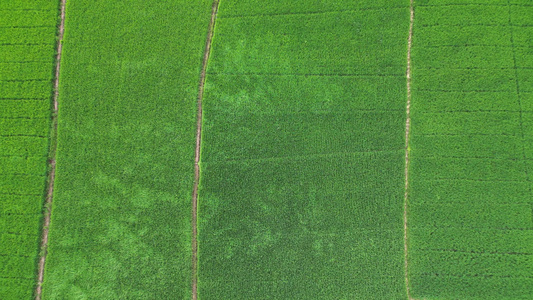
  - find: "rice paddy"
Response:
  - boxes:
[0,0,59,298]
[1,0,532,299]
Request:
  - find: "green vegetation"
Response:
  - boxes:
[42,1,212,298]
[198,1,410,298]
[2,0,531,298]
[0,0,59,298]
[408,0,533,298]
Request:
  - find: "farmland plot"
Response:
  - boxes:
[0,0,59,298]
[198,1,411,298]
[42,1,213,298]
[408,0,533,298]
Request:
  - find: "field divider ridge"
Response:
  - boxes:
[35,0,66,298]
[192,0,220,299]
[404,0,414,299]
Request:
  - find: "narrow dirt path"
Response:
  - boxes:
[404,1,414,299]
[192,1,220,299]
[35,0,66,299]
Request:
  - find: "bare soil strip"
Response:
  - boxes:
[404,1,414,300]
[192,1,220,299]
[35,0,66,299]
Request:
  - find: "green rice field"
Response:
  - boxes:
[408,1,533,299]
[0,0,58,298]
[198,1,409,298]
[0,0,532,299]
[41,0,212,298]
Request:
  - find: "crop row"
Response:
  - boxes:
[217,0,408,18]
